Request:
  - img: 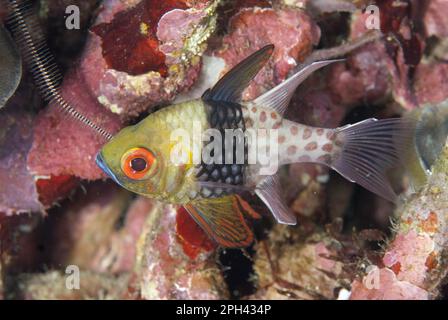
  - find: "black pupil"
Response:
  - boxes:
[131,158,147,172]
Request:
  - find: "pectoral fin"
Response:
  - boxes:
[255,174,297,225]
[184,195,259,248]
[202,45,274,103]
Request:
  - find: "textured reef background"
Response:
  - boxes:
[1,0,448,300]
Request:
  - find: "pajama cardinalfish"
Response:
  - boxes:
[96,45,413,248]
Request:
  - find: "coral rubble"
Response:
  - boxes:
[1,0,448,301]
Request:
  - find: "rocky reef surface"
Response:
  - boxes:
[1,0,447,300]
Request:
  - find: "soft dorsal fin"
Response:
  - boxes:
[184,195,259,248]
[202,44,274,103]
[253,59,343,116]
[255,174,297,225]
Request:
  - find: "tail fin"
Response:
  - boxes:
[6,0,113,140]
[331,118,416,202]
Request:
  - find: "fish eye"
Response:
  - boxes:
[121,147,157,180]
[131,157,147,172]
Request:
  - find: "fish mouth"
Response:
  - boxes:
[95,152,121,186]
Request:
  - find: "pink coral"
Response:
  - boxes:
[26,0,219,181]
[46,183,149,273]
[424,0,448,38]
[84,0,218,118]
[0,85,82,213]
[350,268,429,300]
[216,7,321,101]
[415,62,448,105]
[383,231,434,286]
[350,139,448,300]
[27,70,122,180]
[0,108,41,214]
[327,43,391,107]
[3,0,448,301]
[138,204,227,299]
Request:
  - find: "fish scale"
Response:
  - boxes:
[195,99,247,198]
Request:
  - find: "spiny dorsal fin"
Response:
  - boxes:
[255,174,297,225]
[253,59,343,116]
[202,45,274,103]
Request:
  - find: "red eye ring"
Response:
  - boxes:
[121,148,156,180]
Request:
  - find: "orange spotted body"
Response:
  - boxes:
[242,103,339,167]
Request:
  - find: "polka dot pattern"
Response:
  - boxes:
[242,104,341,168]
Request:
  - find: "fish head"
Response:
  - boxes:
[96,119,175,198]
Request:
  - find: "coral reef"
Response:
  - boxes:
[1,0,448,301]
[27,69,122,181]
[250,226,345,300]
[18,271,131,300]
[136,203,228,299]
[350,140,448,300]
[88,0,220,118]
[0,105,41,214]
[27,0,221,182]
[215,6,321,100]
